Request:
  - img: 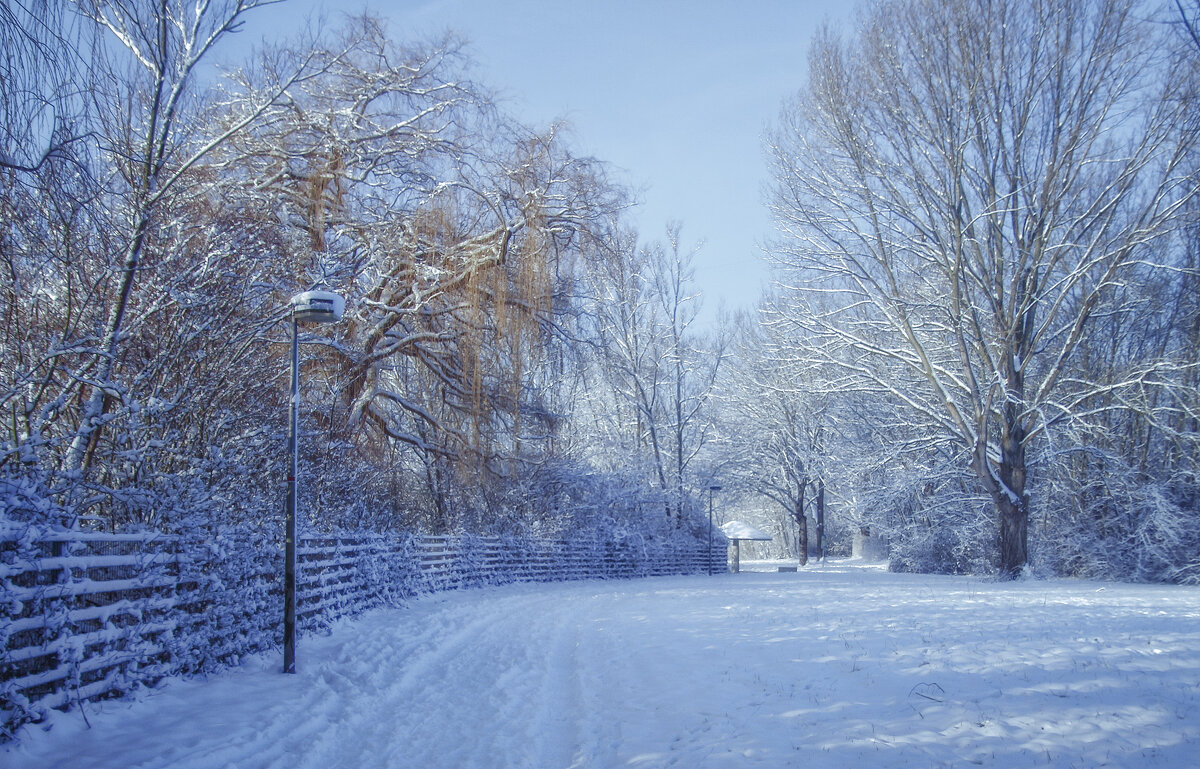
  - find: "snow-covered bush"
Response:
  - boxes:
[1035,449,1200,583]
[855,459,996,576]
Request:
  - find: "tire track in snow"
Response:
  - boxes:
[384,584,626,769]
[569,591,626,767]
[288,604,504,769]
[301,587,573,769]
[513,593,604,769]
[282,584,611,769]
[529,610,584,767]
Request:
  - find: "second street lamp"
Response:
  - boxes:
[283,290,344,674]
[708,485,722,575]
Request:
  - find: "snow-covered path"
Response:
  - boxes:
[5,561,1200,769]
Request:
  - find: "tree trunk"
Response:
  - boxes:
[994,415,1030,577]
[996,493,1028,578]
[796,508,809,567]
[815,479,825,561]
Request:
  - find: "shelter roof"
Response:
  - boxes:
[720,520,772,541]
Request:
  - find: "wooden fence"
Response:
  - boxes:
[0,526,725,737]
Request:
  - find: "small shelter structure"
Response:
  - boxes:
[719,520,773,573]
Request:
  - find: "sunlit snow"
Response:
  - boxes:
[4,560,1199,769]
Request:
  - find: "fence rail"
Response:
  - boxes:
[1,525,725,737]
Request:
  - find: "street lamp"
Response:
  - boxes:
[284,290,344,674]
[708,485,722,575]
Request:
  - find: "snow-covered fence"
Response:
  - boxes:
[2,524,723,736]
[0,528,188,736]
[295,535,420,628]
[411,532,720,587]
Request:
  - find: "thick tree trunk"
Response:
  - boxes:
[995,417,1030,577]
[990,342,1031,576]
[996,493,1029,578]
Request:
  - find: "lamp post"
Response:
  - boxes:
[708,485,722,575]
[284,290,344,674]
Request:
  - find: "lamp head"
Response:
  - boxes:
[290,290,344,324]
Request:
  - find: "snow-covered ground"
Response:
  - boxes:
[5,559,1200,768]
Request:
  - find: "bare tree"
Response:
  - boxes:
[1,1,317,525]
[653,226,728,522]
[768,0,1198,576]
[585,225,726,524]
[0,0,92,172]
[1177,0,1200,53]
[56,0,312,480]
[713,306,834,563]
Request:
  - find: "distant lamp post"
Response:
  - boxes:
[708,485,722,575]
[284,290,344,674]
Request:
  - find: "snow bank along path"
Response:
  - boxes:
[5,560,1200,768]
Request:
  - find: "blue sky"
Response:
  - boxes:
[234,0,854,326]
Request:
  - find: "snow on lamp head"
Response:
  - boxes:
[290,290,345,324]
